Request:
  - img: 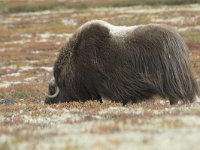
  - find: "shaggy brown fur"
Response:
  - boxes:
[45,20,199,105]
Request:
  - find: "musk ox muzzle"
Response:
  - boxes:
[45,20,199,105]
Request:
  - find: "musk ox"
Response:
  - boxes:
[45,20,199,105]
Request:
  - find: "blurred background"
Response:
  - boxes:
[1,0,200,13]
[0,0,200,149]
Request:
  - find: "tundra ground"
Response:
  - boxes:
[0,4,200,150]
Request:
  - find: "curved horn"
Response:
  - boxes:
[47,86,60,98]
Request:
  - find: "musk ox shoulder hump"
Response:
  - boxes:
[70,20,110,50]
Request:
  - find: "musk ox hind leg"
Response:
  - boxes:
[160,51,199,105]
[159,42,199,104]
[167,75,199,105]
[133,25,199,105]
[168,98,179,105]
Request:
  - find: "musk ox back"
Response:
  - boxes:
[45,20,199,105]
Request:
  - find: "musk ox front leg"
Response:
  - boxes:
[169,98,179,105]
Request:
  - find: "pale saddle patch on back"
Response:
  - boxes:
[99,20,140,37]
[82,20,140,38]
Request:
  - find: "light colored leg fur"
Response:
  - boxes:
[194,95,200,102]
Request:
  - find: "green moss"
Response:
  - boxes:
[0,90,44,100]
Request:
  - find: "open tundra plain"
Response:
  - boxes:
[0,4,200,150]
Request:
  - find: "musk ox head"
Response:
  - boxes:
[45,78,60,104]
[45,20,199,105]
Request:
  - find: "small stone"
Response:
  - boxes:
[0,99,16,105]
